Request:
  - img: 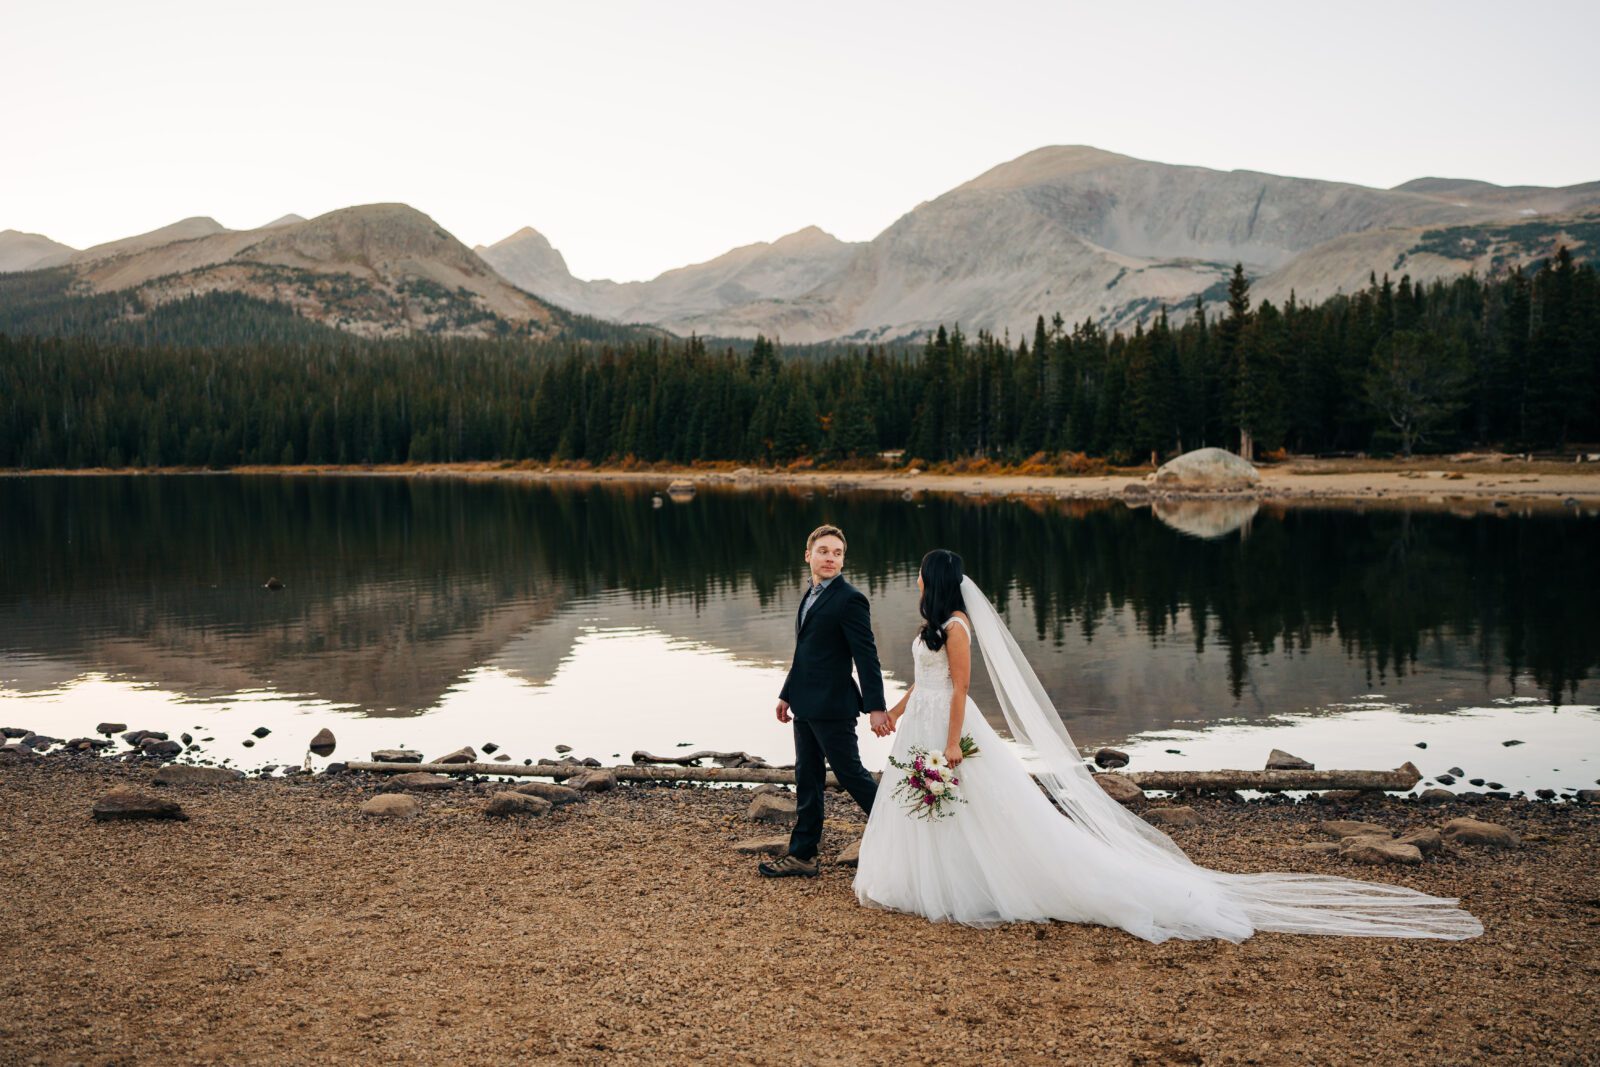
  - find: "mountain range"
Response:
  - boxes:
[6,145,1597,343]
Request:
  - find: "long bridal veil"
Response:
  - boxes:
[958,576,1483,940]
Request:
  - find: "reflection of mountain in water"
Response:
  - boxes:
[1,476,1595,743]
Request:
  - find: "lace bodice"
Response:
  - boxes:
[911,616,968,693]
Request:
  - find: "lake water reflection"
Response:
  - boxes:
[1,475,1596,793]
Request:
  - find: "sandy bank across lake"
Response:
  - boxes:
[2,755,1596,1065]
[13,458,1600,510]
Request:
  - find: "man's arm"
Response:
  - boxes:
[841,590,887,715]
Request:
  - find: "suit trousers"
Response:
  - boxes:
[787,716,878,860]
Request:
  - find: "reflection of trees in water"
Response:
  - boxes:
[0,477,1595,708]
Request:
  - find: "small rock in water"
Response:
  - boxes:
[1535,788,1557,800]
[1266,749,1314,771]
[371,749,423,764]
[252,726,271,738]
[1415,742,1427,749]
[1448,767,1465,777]
[493,753,511,762]
[1093,748,1130,770]
[1435,773,1456,785]
[554,744,573,754]
[308,728,336,756]
[139,738,183,758]
[96,722,127,737]
[582,757,602,768]
[180,732,193,746]
[1469,778,1485,787]
[1164,749,1183,755]
[481,742,499,755]
[1575,789,1600,802]
[432,747,478,765]
[1486,781,1504,790]
[264,577,284,591]
[122,730,167,745]
[242,739,255,748]
[93,786,188,821]
[1418,788,1456,801]
[1502,740,1524,747]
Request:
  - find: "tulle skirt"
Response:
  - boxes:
[854,688,1258,942]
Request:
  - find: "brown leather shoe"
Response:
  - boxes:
[758,853,820,878]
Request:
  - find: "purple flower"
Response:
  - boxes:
[922,795,937,805]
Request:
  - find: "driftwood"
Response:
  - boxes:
[1126,762,1421,793]
[631,750,770,768]
[343,760,1422,793]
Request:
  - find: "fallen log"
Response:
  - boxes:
[631,749,769,767]
[1126,763,1421,793]
[345,760,855,786]
[342,760,1422,793]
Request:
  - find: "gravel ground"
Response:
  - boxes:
[2,755,1597,1066]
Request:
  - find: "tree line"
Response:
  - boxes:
[1,251,1595,470]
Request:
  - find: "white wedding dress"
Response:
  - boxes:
[853,579,1484,943]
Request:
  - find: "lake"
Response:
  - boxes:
[2,474,1597,794]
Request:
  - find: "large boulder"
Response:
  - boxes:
[1093,748,1129,769]
[308,728,336,756]
[1441,817,1520,848]
[1151,448,1260,491]
[92,786,188,821]
[139,738,184,758]
[1267,749,1314,771]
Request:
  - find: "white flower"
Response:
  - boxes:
[927,752,947,768]
[928,779,947,796]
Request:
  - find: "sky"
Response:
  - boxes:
[5,0,1597,282]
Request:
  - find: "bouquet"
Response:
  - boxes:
[885,736,980,819]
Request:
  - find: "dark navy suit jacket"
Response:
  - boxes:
[778,576,886,720]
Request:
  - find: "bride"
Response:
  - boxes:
[852,549,1483,942]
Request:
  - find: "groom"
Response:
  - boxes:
[759,524,890,878]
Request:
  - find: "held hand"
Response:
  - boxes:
[775,699,791,724]
[944,742,964,767]
[869,710,893,737]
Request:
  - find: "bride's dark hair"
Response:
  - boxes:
[918,549,967,652]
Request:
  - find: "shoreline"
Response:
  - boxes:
[6,457,1600,508]
[1,753,1595,1063]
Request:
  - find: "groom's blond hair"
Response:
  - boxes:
[806,524,847,553]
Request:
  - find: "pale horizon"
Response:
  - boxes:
[5,0,1597,283]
